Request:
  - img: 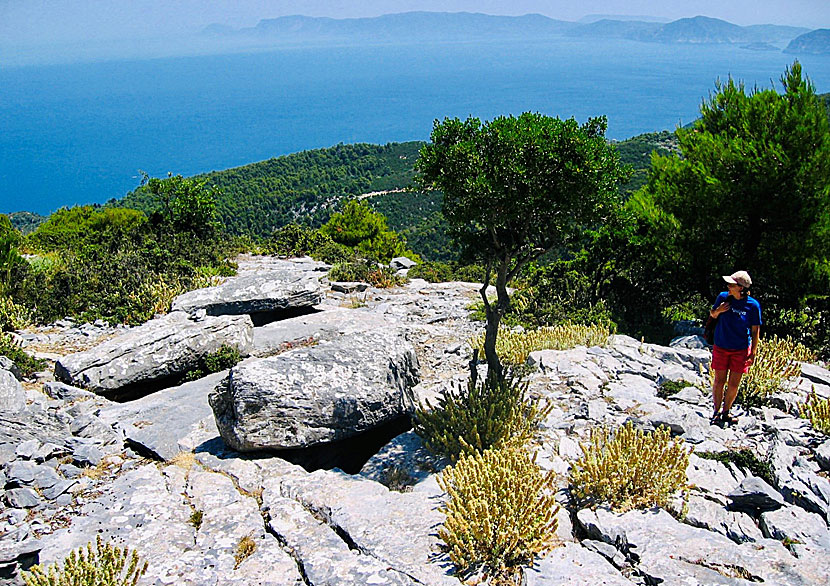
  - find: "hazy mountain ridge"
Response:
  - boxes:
[786,29,830,54]
[205,12,811,48]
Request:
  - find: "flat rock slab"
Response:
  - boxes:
[0,369,25,413]
[171,270,323,317]
[577,507,828,585]
[98,371,227,460]
[55,311,253,396]
[210,329,419,451]
[526,543,632,585]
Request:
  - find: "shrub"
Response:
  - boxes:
[183,344,243,382]
[569,423,690,511]
[656,379,694,400]
[22,535,147,586]
[233,534,257,569]
[311,241,356,265]
[437,443,560,581]
[407,261,455,283]
[0,332,45,377]
[0,295,33,331]
[265,223,333,258]
[414,372,549,461]
[327,260,402,288]
[735,335,815,407]
[800,392,830,435]
[469,323,613,366]
[697,449,775,487]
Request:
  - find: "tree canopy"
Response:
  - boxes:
[630,62,830,308]
[416,112,630,379]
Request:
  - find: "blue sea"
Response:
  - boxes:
[2,38,829,215]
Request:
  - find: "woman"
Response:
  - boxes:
[709,271,762,425]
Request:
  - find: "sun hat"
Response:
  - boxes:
[723,271,752,288]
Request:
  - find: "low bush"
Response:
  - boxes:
[469,323,613,366]
[327,260,403,288]
[407,261,486,283]
[183,344,242,382]
[697,449,775,487]
[0,295,33,331]
[0,332,45,377]
[800,392,830,435]
[438,443,560,583]
[265,223,334,258]
[656,379,694,399]
[735,335,815,407]
[570,423,690,511]
[414,372,549,461]
[22,536,147,586]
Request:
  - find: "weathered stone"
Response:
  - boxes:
[728,476,785,512]
[98,371,226,461]
[210,330,419,451]
[5,487,41,508]
[6,461,37,486]
[33,442,65,463]
[71,443,104,467]
[815,440,830,472]
[389,256,417,270]
[760,504,830,551]
[42,381,97,401]
[577,507,827,584]
[0,369,26,413]
[681,494,764,543]
[801,362,830,387]
[0,356,22,380]
[55,312,253,396]
[359,431,444,488]
[526,542,632,585]
[330,281,368,294]
[15,439,40,460]
[171,270,323,317]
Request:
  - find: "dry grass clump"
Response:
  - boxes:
[569,423,690,512]
[470,323,612,365]
[438,443,560,583]
[414,373,549,461]
[233,534,257,569]
[22,536,147,586]
[736,335,814,405]
[801,392,830,435]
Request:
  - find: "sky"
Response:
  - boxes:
[2,0,829,46]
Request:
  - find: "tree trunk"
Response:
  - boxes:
[482,259,511,384]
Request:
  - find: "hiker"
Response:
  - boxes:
[709,271,762,425]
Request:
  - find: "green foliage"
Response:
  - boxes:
[0,332,45,377]
[697,449,775,487]
[117,142,423,239]
[414,372,549,461]
[320,199,415,263]
[800,392,830,435]
[416,112,630,380]
[469,323,613,366]
[570,423,690,511]
[407,261,485,283]
[22,535,148,586]
[27,206,146,252]
[0,295,33,331]
[656,379,694,399]
[437,443,560,581]
[143,173,219,238]
[630,62,830,319]
[8,211,47,235]
[264,223,334,258]
[733,335,814,407]
[183,344,242,382]
[189,510,204,530]
[613,130,678,196]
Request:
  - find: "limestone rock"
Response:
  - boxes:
[55,312,253,396]
[0,369,25,414]
[815,440,830,472]
[760,504,830,551]
[728,476,785,512]
[171,270,323,317]
[389,256,417,270]
[0,356,22,380]
[210,330,419,451]
[526,542,632,585]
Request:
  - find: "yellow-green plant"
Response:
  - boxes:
[470,323,612,365]
[233,534,257,569]
[0,294,33,331]
[732,335,815,406]
[570,423,690,511]
[414,373,550,461]
[22,536,147,586]
[438,443,560,581]
[801,392,830,435]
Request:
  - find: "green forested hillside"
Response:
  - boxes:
[116,142,423,237]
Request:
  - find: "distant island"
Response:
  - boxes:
[786,29,830,54]
[204,12,811,50]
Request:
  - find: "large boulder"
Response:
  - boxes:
[0,368,26,413]
[171,270,323,318]
[210,330,419,451]
[54,312,253,397]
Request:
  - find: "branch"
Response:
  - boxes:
[479,258,493,311]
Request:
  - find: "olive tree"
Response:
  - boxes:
[416,112,629,380]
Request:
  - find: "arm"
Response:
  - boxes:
[709,298,730,318]
[746,325,760,364]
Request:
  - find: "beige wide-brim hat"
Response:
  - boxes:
[723,271,752,288]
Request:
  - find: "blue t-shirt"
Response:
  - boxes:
[711,292,762,350]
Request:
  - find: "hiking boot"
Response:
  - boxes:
[721,412,739,425]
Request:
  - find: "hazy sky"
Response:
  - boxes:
[3,0,829,45]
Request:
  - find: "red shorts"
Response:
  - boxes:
[712,345,751,373]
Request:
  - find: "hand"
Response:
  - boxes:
[746,352,755,366]
[716,301,730,315]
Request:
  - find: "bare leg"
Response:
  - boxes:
[712,369,728,416]
[722,370,744,414]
